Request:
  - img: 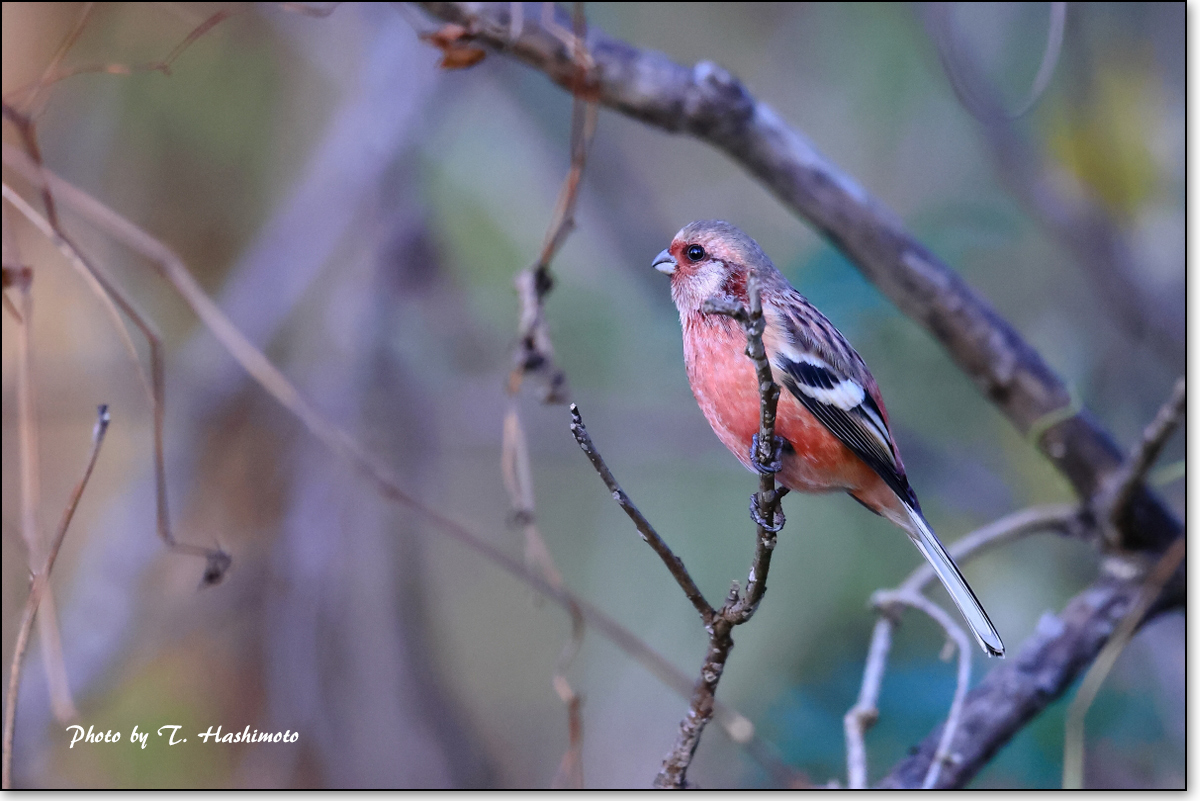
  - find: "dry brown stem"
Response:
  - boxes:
[495,5,596,785]
[2,406,109,789]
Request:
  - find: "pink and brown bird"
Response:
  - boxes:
[653,220,1004,657]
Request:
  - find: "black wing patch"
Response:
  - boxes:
[792,360,839,391]
[776,358,920,511]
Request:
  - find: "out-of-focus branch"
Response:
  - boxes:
[871,590,972,790]
[844,616,889,789]
[3,406,109,789]
[413,1,1181,557]
[497,7,596,784]
[876,558,1181,789]
[1061,536,1185,788]
[922,3,1184,367]
[1,164,232,585]
[845,503,1074,788]
[926,1,1065,121]
[2,215,77,725]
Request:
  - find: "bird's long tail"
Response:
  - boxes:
[900,505,1005,657]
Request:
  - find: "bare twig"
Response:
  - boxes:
[569,405,714,621]
[704,278,787,623]
[504,24,598,403]
[1062,528,1186,788]
[500,405,586,788]
[495,7,598,784]
[900,503,1080,595]
[3,241,77,724]
[1094,378,1185,545]
[414,0,1181,556]
[3,405,110,789]
[844,617,891,789]
[847,502,1077,788]
[872,590,972,789]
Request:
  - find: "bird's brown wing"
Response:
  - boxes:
[770,298,920,510]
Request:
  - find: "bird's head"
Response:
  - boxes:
[652,220,773,314]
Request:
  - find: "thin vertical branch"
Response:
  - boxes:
[844,617,892,788]
[497,4,597,786]
[3,242,77,725]
[652,274,785,788]
[3,406,110,789]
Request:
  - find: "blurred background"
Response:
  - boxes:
[1,1,1184,789]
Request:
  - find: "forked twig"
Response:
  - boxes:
[1094,378,1185,546]
[2,406,110,790]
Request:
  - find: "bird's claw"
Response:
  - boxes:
[749,493,785,533]
[750,433,785,475]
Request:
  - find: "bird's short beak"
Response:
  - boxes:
[652,249,676,275]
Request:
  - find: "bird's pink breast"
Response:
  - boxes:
[682,313,880,496]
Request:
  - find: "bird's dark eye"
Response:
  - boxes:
[686,244,706,262]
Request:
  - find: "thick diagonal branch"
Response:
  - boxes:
[414,1,1180,556]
